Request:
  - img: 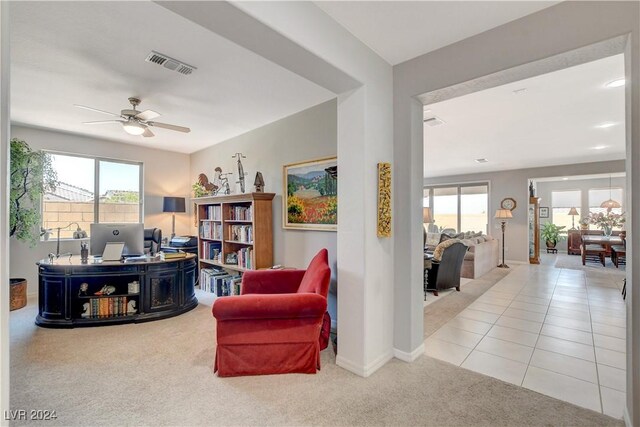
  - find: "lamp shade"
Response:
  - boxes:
[423,207,433,223]
[568,207,579,216]
[163,196,186,213]
[494,209,513,220]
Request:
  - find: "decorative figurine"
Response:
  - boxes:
[529,180,535,197]
[94,285,116,296]
[81,302,90,318]
[80,242,89,263]
[254,172,265,192]
[78,282,89,296]
[127,300,137,315]
[233,153,247,193]
[198,173,218,195]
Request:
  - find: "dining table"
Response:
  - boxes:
[581,235,623,257]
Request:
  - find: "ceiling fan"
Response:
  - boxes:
[74,97,190,137]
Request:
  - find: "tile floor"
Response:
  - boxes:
[425,263,627,418]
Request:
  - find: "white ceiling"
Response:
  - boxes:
[423,54,626,178]
[10,1,334,154]
[315,1,558,65]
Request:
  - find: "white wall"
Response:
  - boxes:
[537,176,626,252]
[9,125,191,294]
[190,99,338,323]
[424,160,625,262]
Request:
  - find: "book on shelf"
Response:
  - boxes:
[163,252,187,259]
[203,205,222,221]
[237,247,252,269]
[201,241,222,262]
[229,205,252,221]
[229,225,253,243]
[82,296,130,318]
[199,268,241,296]
[200,221,222,240]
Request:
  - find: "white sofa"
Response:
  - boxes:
[460,237,499,279]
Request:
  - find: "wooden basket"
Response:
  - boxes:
[10,278,27,311]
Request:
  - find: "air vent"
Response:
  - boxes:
[423,116,445,127]
[145,51,196,76]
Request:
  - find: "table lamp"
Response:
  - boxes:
[494,209,513,268]
[423,207,433,248]
[163,196,186,240]
[568,207,579,230]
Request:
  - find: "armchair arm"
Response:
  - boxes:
[241,269,306,295]
[212,293,327,321]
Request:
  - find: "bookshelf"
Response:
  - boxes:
[194,193,275,274]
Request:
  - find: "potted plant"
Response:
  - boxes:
[9,138,57,310]
[540,222,566,249]
[587,211,625,237]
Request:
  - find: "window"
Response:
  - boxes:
[43,153,142,238]
[589,188,623,216]
[423,183,488,233]
[551,190,581,230]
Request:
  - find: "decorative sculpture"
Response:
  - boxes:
[78,282,89,296]
[377,163,392,237]
[529,180,535,197]
[233,153,247,193]
[94,285,116,296]
[198,173,218,195]
[81,302,90,318]
[127,300,137,315]
[254,172,265,192]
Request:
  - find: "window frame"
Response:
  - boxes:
[423,181,490,233]
[42,150,144,239]
[550,189,581,230]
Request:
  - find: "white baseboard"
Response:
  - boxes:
[504,259,527,266]
[393,343,425,362]
[624,406,632,427]
[336,349,394,377]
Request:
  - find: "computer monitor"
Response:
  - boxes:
[90,223,144,256]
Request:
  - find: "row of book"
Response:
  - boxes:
[201,221,223,240]
[203,205,222,221]
[200,268,242,296]
[202,241,222,262]
[80,297,133,318]
[229,225,253,243]
[237,247,252,269]
[229,205,252,221]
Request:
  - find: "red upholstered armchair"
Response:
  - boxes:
[212,249,331,377]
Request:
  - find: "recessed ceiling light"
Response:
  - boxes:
[592,145,609,150]
[424,117,445,127]
[475,158,488,163]
[605,78,625,88]
[596,122,617,129]
[562,177,569,181]
[512,88,527,94]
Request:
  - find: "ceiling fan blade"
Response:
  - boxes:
[148,121,190,133]
[74,104,122,118]
[82,120,124,125]
[135,110,161,121]
[142,128,155,138]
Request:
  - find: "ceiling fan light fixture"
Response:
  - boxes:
[122,120,146,136]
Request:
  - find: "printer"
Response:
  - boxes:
[169,236,198,248]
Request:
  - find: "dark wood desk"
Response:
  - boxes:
[581,235,623,257]
[36,254,197,328]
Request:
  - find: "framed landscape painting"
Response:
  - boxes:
[283,156,337,231]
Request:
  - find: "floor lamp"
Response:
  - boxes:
[494,209,513,268]
[568,207,579,230]
[163,196,186,240]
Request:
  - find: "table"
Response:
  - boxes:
[36,254,197,328]
[581,235,623,257]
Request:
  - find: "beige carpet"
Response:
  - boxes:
[10,287,622,426]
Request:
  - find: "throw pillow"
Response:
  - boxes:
[439,233,453,244]
[472,231,483,238]
[433,238,463,262]
[454,232,466,239]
